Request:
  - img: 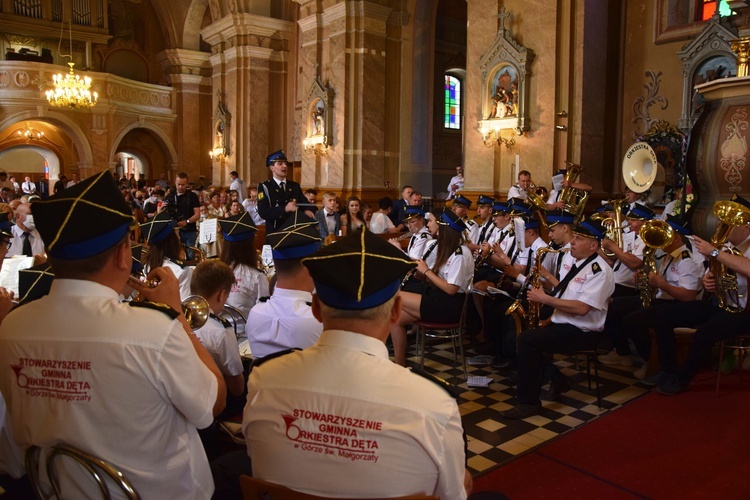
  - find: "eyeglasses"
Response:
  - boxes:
[0,240,11,249]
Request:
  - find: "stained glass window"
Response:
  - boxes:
[445,75,461,130]
[700,0,732,21]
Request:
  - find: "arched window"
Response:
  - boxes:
[699,0,732,20]
[444,75,461,130]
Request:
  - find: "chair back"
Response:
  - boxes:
[240,476,438,500]
[219,304,248,338]
[25,444,140,500]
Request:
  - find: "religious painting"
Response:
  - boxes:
[302,78,334,156]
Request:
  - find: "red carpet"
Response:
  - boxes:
[474,370,750,498]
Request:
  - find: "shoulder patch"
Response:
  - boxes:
[210,313,232,329]
[257,190,265,201]
[682,250,691,260]
[129,301,180,319]
[409,367,459,399]
[249,348,300,373]
[420,233,429,239]
[454,246,463,255]
[592,262,602,274]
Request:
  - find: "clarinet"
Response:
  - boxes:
[401,240,438,287]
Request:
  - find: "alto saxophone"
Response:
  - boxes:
[505,246,569,332]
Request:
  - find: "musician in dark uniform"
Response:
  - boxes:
[257,150,310,233]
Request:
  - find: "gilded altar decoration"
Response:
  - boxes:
[209,91,230,162]
[720,107,748,193]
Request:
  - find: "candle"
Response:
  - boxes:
[514,155,520,180]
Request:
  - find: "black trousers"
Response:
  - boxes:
[516,323,597,405]
[603,296,670,357]
[651,298,749,384]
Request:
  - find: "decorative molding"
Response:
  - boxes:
[631,70,669,141]
[719,106,748,193]
[478,6,535,137]
[4,34,42,47]
[676,15,738,129]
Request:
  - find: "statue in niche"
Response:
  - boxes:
[214,122,225,151]
[487,66,518,119]
[312,101,325,136]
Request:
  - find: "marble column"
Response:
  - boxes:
[202,14,294,188]
[296,1,394,197]
[156,49,212,182]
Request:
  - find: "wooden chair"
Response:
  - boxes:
[240,476,438,500]
[25,444,140,499]
[414,283,472,380]
[571,347,603,409]
[715,333,750,396]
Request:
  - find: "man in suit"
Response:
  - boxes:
[257,150,312,233]
[314,191,341,243]
[389,185,413,226]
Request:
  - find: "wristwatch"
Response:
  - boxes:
[710,248,720,259]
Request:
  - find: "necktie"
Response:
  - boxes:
[280,181,286,193]
[478,223,489,244]
[22,232,32,257]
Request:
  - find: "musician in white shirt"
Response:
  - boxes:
[507,170,531,200]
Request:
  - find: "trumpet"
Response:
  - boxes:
[128,274,160,288]
[710,200,750,313]
[127,275,210,329]
[636,219,674,308]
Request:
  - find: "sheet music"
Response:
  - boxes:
[552,173,565,192]
[261,245,274,267]
[0,256,35,296]
[199,218,217,245]
[514,217,526,251]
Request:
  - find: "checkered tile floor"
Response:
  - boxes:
[406,338,649,476]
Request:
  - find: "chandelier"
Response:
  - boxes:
[46,62,98,109]
[16,126,44,141]
[46,20,98,109]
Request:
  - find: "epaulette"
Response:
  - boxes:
[249,348,300,373]
[682,250,691,260]
[454,246,463,255]
[420,233,429,239]
[173,260,189,268]
[258,296,271,303]
[466,220,477,227]
[409,367,459,399]
[210,313,232,329]
[591,262,602,274]
[129,301,180,319]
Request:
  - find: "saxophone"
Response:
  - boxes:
[636,219,674,308]
[710,200,750,313]
[505,246,569,332]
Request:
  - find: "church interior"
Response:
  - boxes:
[0,0,742,215]
[2,0,750,497]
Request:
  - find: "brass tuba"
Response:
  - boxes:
[636,219,674,308]
[709,200,750,313]
[505,246,569,332]
[558,162,589,222]
[526,182,549,229]
[590,197,626,258]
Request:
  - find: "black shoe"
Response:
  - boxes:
[540,377,571,402]
[641,370,672,387]
[491,358,515,371]
[500,403,541,419]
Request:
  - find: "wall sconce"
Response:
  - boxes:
[209,147,227,162]
[15,126,45,142]
[478,121,520,149]
[302,135,328,156]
